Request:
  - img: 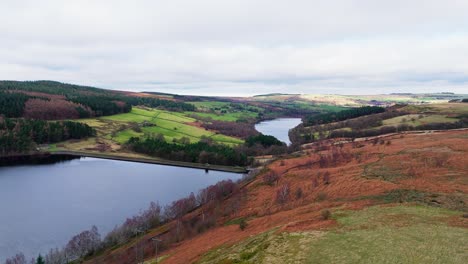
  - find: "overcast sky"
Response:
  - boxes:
[1,0,467,96]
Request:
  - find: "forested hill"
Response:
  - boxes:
[0,81,195,120]
[0,117,95,155]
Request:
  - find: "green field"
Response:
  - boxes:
[198,205,467,264]
[187,99,348,122]
[382,114,459,127]
[187,101,261,122]
[185,111,258,122]
[80,107,243,146]
[69,97,350,152]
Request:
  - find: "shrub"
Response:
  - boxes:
[195,215,216,234]
[434,154,449,167]
[295,187,303,200]
[407,166,419,178]
[323,171,330,185]
[316,192,327,202]
[312,177,319,188]
[263,171,280,186]
[321,210,331,220]
[239,218,248,231]
[372,138,379,145]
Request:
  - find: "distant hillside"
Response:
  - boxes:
[250,93,468,107]
[253,93,301,97]
[292,103,468,145]
[0,81,195,120]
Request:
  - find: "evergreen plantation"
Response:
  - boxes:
[0,118,95,155]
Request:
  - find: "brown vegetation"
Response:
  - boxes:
[200,120,259,139]
[23,98,93,120]
[86,130,468,264]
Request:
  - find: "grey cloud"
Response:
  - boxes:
[0,0,467,95]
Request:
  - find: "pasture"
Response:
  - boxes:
[82,107,243,146]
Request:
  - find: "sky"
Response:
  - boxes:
[0,0,467,96]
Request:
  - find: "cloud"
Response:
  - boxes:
[0,0,467,95]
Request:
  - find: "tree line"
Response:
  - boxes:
[126,133,293,167]
[245,134,284,147]
[0,91,31,118]
[327,119,468,139]
[126,136,249,166]
[291,106,468,144]
[123,96,195,111]
[0,117,95,155]
[200,120,259,139]
[290,107,405,144]
[303,106,385,126]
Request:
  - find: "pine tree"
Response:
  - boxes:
[36,255,45,264]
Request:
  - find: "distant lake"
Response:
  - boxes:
[0,157,243,261]
[255,118,302,145]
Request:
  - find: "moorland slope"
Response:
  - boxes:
[87,129,468,264]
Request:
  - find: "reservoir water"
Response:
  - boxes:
[255,118,302,145]
[0,157,242,261]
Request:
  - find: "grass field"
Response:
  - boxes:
[187,101,262,122]
[382,114,459,127]
[185,111,258,122]
[80,107,243,146]
[197,205,467,264]
[403,103,468,115]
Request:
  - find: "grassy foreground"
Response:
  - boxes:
[197,205,467,264]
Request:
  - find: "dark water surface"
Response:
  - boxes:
[255,118,302,145]
[0,157,242,260]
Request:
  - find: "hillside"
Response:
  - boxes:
[0,80,194,119]
[86,129,468,263]
[251,93,468,107]
[291,102,468,145]
[2,81,468,263]
[0,81,350,169]
[2,81,466,167]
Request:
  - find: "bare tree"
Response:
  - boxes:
[65,226,101,260]
[276,184,290,204]
[45,248,69,264]
[263,171,280,186]
[4,253,27,264]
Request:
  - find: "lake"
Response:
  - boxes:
[255,118,302,145]
[0,157,243,261]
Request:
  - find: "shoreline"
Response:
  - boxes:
[0,151,248,173]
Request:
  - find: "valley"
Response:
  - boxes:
[1,81,467,263]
